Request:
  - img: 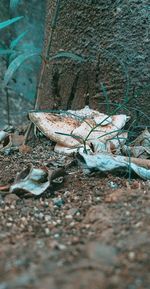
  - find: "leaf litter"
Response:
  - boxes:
[29,106,150,181]
[10,164,66,196]
[1,106,150,196]
[0,122,150,289]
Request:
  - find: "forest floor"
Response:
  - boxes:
[0,134,150,289]
[0,94,150,289]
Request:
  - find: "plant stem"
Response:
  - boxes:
[25,0,61,143]
[35,0,61,110]
[5,87,10,125]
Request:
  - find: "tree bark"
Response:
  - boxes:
[37,0,150,124]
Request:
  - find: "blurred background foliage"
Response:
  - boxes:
[0,0,46,102]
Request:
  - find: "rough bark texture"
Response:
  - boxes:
[38,0,149,122]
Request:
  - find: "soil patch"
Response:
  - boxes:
[0,138,149,289]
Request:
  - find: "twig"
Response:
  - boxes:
[5,87,10,126]
[23,122,34,144]
[124,156,150,169]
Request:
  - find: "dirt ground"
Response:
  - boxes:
[0,134,150,289]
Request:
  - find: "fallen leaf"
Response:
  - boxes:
[0,133,25,153]
[77,149,150,180]
[122,128,150,159]
[0,130,8,142]
[29,106,129,155]
[10,164,66,196]
[0,184,10,191]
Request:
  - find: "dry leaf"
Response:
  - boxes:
[10,164,65,196]
[77,149,150,180]
[29,106,129,155]
[122,128,150,159]
[0,133,25,153]
[0,130,8,142]
[0,184,10,191]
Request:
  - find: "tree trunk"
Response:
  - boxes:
[37,0,150,123]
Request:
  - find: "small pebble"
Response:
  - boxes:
[76,212,80,216]
[128,251,135,261]
[67,208,78,216]
[56,219,61,224]
[134,222,142,228]
[126,211,130,216]
[20,223,25,229]
[45,215,51,222]
[0,196,4,206]
[65,215,73,219]
[44,201,49,207]
[21,217,28,225]
[64,191,70,197]
[53,198,64,207]
[57,244,66,250]
[54,233,60,238]
[108,181,118,189]
[70,222,75,227]
[38,212,44,220]
[6,222,12,227]
[45,228,50,235]
[36,239,45,248]
[28,226,33,232]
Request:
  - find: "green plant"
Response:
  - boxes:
[0,15,24,124]
[10,0,22,10]
[0,0,85,125]
[52,85,150,182]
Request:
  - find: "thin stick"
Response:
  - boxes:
[5,87,10,126]
[35,0,61,109]
[24,122,34,144]
[123,156,150,169]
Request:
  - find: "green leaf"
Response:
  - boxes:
[51,0,61,28]
[101,82,110,115]
[10,30,28,49]
[0,16,23,30]
[0,49,13,55]
[4,51,40,86]
[50,51,84,62]
[55,132,83,141]
[10,0,22,10]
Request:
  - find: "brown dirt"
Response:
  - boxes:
[0,137,150,289]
